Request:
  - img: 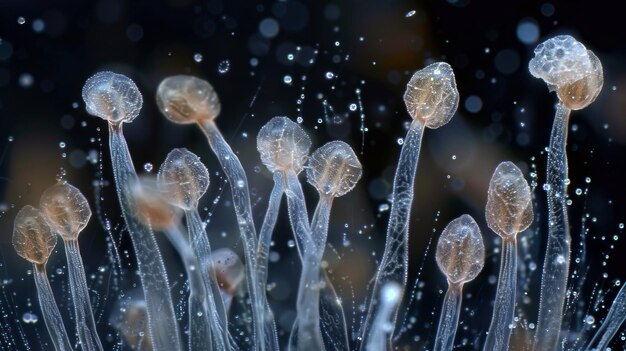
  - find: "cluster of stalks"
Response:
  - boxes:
[12,34,626,351]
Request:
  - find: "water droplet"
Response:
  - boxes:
[17,17,26,25]
[325,71,334,79]
[405,10,416,17]
[144,163,153,172]
[217,60,231,74]
[194,53,203,63]
[283,75,292,85]
[349,103,357,111]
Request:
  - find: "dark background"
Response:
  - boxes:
[1,0,625,350]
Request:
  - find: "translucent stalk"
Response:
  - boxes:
[310,196,333,256]
[197,119,265,350]
[534,103,571,351]
[185,209,230,350]
[33,263,73,351]
[483,238,517,351]
[362,119,425,343]
[284,171,325,351]
[255,173,282,350]
[108,123,182,351]
[365,282,401,351]
[162,224,213,351]
[433,282,463,351]
[64,239,103,351]
[585,284,626,351]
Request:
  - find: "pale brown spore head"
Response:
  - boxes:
[529,35,603,110]
[13,205,57,265]
[131,176,180,230]
[156,75,221,124]
[306,141,362,198]
[485,161,533,238]
[435,214,485,285]
[209,248,244,295]
[157,148,210,210]
[257,116,312,175]
[40,182,92,241]
[403,62,459,129]
[82,71,143,124]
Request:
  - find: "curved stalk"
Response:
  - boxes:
[433,282,463,351]
[33,264,72,351]
[585,284,626,351]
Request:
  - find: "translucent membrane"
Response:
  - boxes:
[364,282,402,351]
[157,75,268,350]
[585,284,626,351]
[361,62,459,347]
[40,182,103,351]
[157,148,230,350]
[434,214,484,351]
[82,71,181,351]
[13,205,72,351]
[130,177,213,351]
[483,162,533,351]
[529,36,603,351]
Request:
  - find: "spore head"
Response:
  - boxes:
[131,176,180,230]
[404,62,459,129]
[257,116,312,174]
[156,75,221,124]
[157,148,210,210]
[435,214,484,285]
[306,141,362,198]
[529,35,603,110]
[82,71,143,124]
[13,205,57,265]
[209,248,244,296]
[486,161,533,238]
[40,182,92,241]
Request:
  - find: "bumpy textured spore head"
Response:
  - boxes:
[529,35,603,110]
[131,176,180,230]
[403,62,459,129]
[435,214,485,285]
[306,141,362,198]
[486,162,533,238]
[40,182,92,241]
[156,75,221,124]
[257,116,312,174]
[82,71,143,124]
[157,148,210,210]
[13,205,57,265]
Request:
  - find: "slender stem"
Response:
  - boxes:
[534,103,571,351]
[162,224,213,351]
[483,237,518,351]
[108,123,182,351]
[585,284,626,351]
[433,282,463,351]
[197,120,264,351]
[257,172,284,291]
[365,284,401,351]
[361,119,425,347]
[64,239,103,351]
[284,171,325,351]
[255,173,283,351]
[33,263,73,351]
[310,195,333,256]
[186,209,230,350]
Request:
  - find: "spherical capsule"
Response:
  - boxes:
[529,35,603,110]
[40,182,92,241]
[306,141,362,198]
[209,248,244,296]
[435,214,484,285]
[156,75,221,124]
[82,71,143,124]
[257,116,311,174]
[157,148,210,210]
[403,62,459,129]
[13,205,57,265]
[485,161,533,238]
